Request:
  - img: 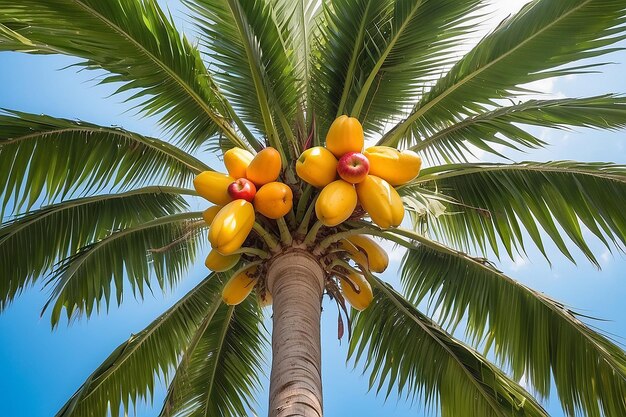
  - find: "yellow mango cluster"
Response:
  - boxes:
[296,115,422,229]
[193,147,292,304]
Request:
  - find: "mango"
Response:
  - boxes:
[246,147,282,186]
[325,115,364,158]
[209,200,255,255]
[193,171,235,205]
[296,146,338,187]
[222,265,258,305]
[204,249,240,272]
[364,146,422,185]
[339,271,373,311]
[339,239,370,270]
[224,147,254,179]
[254,182,293,219]
[202,205,222,226]
[356,175,404,229]
[345,235,389,273]
[315,179,357,227]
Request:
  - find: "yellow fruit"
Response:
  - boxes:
[356,175,404,229]
[254,182,293,219]
[339,271,373,311]
[338,239,369,270]
[202,205,222,226]
[246,147,282,186]
[315,180,357,227]
[345,235,389,273]
[193,171,235,205]
[209,200,255,255]
[204,249,240,272]
[296,146,338,188]
[224,147,255,179]
[364,146,422,185]
[222,265,258,305]
[325,115,364,158]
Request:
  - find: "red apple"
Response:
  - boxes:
[337,152,370,184]
[227,178,257,202]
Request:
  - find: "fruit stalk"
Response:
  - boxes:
[276,217,293,246]
[252,222,280,252]
[303,220,324,246]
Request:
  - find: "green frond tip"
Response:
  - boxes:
[0,110,208,216]
[0,186,193,313]
[406,161,626,265]
[349,276,548,417]
[159,295,267,417]
[45,212,205,327]
[401,243,626,417]
[0,0,247,150]
[56,272,229,417]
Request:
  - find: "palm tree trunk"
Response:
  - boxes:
[266,251,325,417]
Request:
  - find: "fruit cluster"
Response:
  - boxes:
[296,115,422,228]
[193,147,292,304]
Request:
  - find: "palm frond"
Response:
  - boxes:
[46,212,205,326]
[185,0,300,157]
[406,161,626,265]
[311,0,391,135]
[350,0,485,134]
[0,0,247,150]
[56,272,228,417]
[412,95,626,163]
[349,275,548,417]
[380,0,626,147]
[274,0,322,131]
[0,111,207,215]
[160,297,266,417]
[0,186,192,312]
[400,241,626,417]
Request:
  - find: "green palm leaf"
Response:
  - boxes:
[0,186,192,312]
[185,0,300,157]
[311,0,391,135]
[349,0,485,133]
[56,272,228,417]
[160,297,266,417]
[401,240,626,417]
[407,161,626,264]
[380,0,626,147]
[0,111,208,215]
[412,95,626,162]
[349,276,548,417]
[47,212,204,326]
[0,0,246,150]
[274,0,322,131]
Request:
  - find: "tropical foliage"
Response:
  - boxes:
[1,0,626,416]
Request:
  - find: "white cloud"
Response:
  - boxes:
[508,255,529,272]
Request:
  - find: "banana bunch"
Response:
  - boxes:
[296,116,422,228]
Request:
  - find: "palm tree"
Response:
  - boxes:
[2,0,626,416]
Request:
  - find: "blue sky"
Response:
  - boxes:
[1,1,626,416]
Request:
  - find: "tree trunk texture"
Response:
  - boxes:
[267,251,325,417]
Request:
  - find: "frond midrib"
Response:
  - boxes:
[3,126,210,173]
[415,162,626,184]
[71,0,241,147]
